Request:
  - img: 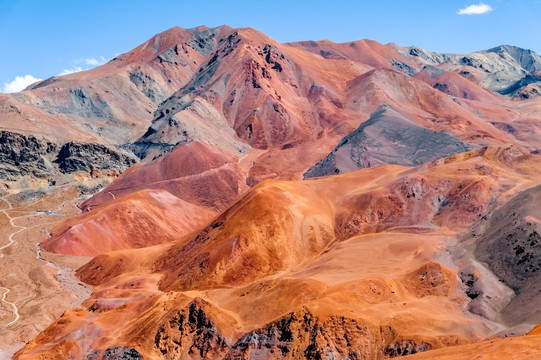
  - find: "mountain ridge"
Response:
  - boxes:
[3,25,541,360]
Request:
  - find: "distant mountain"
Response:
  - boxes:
[485,45,541,74]
[2,26,541,190]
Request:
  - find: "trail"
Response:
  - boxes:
[34,244,92,308]
[510,110,520,122]
[0,195,26,327]
[0,287,19,327]
[0,196,26,257]
[0,193,91,328]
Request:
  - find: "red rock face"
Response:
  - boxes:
[6,25,541,360]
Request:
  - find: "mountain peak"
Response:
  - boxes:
[484,44,541,73]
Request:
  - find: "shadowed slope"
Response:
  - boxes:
[475,184,541,327]
[304,105,472,178]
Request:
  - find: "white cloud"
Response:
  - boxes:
[59,66,83,76]
[85,56,107,66]
[58,56,107,76]
[3,75,42,93]
[458,3,493,15]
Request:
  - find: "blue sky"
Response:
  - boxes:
[1,0,540,92]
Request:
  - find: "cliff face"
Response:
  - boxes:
[0,130,135,189]
[55,141,135,174]
[0,131,56,181]
[152,300,435,360]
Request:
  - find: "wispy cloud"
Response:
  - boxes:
[59,66,83,76]
[85,56,107,66]
[58,56,108,76]
[3,74,42,93]
[458,3,493,15]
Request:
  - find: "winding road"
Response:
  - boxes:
[0,194,25,327]
[0,287,20,327]
[0,193,91,329]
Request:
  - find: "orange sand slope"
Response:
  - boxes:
[81,141,248,213]
[17,146,541,359]
[403,326,541,360]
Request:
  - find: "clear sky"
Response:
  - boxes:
[1,0,540,92]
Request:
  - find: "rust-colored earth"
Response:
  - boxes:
[2,25,541,359]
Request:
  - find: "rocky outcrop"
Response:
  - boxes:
[153,302,435,359]
[0,131,135,184]
[226,309,372,359]
[86,347,143,360]
[0,131,56,181]
[55,141,135,174]
[475,184,541,325]
[304,105,472,178]
[129,71,168,103]
[154,298,230,359]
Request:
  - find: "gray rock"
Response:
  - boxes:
[100,346,142,360]
[55,141,135,174]
[0,131,56,181]
[475,184,541,326]
[129,71,168,103]
[304,105,472,178]
[485,45,541,74]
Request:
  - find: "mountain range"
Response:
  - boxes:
[1,25,541,359]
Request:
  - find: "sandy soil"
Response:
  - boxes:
[0,184,93,359]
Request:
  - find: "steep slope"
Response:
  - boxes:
[413,69,501,103]
[0,26,233,188]
[41,189,214,256]
[5,26,539,189]
[474,184,541,327]
[485,45,541,74]
[344,69,511,144]
[0,94,97,143]
[80,141,248,213]
[131,27,365,183]
[15,26,230,145]
[40,141,249,255]
[292,39,541,99]
[404,44,541,96]
[304,105,472,178]
[288,39,417,74]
